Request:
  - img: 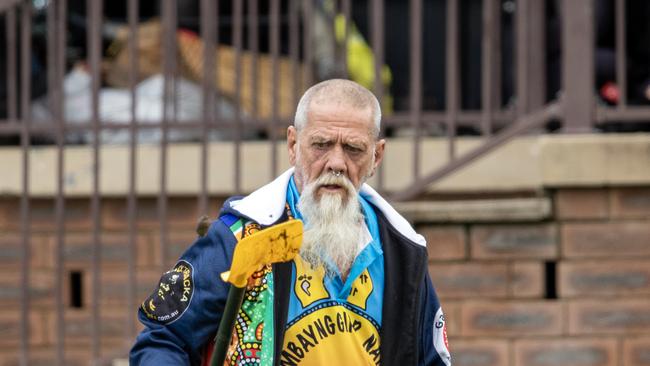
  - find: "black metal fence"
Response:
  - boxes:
[1,0,650,364]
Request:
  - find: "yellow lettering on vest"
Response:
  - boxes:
[282,305,380,365]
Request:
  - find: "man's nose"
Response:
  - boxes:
[325,145,347,175]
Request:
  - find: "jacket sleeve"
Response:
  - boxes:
[418,272,452,366]
[130,219,237,365]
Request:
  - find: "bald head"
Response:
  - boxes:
[294,79,381,137]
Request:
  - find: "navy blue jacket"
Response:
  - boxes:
[130,170,451,366]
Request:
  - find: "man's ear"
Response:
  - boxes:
[373,139,386,171]
[287,126,298,166]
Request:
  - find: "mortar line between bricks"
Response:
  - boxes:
[560,218,650,223]
[551,189,558,220]
[560,295,650,300]
[431,259,516,264]
[558,223,565,259]
[508,338,514,366]
[617,337,624,366]
[464,224,471,260]
[509,335,621,340]
[561,255,650,260]
[606,187,613,220]
[562,301,569,336]
[506,261,514,297]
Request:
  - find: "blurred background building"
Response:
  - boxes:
[1,0,650,365]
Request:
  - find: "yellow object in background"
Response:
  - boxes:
[335,14,393,114]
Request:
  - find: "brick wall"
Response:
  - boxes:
[0,188,649,365]
[424,187,650,366]
[0,197,223,365]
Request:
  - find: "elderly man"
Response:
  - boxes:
[130,79,451,366]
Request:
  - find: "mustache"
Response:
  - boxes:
[313,172,356,191]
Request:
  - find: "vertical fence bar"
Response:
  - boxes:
[19,4,32,366]
[561,0,594,132]
[515,0,529,116]
[331,0,340,72]
[56,0,67,363]
[409,0,422,180]
[57,1,66,121]
[289,0,299,107]
[302,0,313,87]
[213,0,222,205]
[270,0,279,178]
[46,1,66,364]
[126,0,139,340]
[88,0,103,362]
[481,0,495,136]
[528,0,546,111]
[615,0,627,108]
[446,0,459,160]
[233,0,243,193]
[6,7,16,120]
[370,0,385,189]
[171,3,179,123]
[370,0,384,104]
[248,0,259,120]
[341,0,351,77]
[200,0,216,215]
[492,0,502,110]
[160,0,173,269]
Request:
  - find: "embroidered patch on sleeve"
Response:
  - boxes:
[433,307,451,366]
[141,260,194,324]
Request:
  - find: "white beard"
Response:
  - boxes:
[297,173,364,275]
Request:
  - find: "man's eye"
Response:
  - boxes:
[345,145,363,154]
[313,142,329,149]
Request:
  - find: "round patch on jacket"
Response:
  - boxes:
[141,260,194,324]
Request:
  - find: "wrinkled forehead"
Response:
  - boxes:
[303,101,375,133]
[310,92,374,117]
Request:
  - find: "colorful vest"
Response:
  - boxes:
[222,192,384,366]
[221,215,275,366]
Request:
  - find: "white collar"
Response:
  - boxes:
[229,167,426,247]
